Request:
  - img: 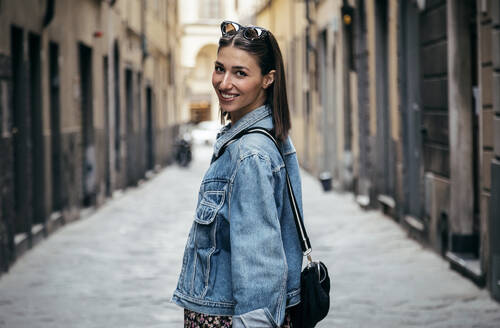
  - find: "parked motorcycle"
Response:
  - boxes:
[175,131,192,167]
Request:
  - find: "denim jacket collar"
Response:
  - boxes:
[213,104,272,158]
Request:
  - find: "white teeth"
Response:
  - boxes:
[221,92,237,99]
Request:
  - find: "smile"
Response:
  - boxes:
[220,92,238,99]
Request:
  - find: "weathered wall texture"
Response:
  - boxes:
[0,0,181,271]
[253,0,500,302]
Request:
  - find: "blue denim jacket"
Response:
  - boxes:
[172,105,304,327]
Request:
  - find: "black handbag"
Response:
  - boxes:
[217,127,331,328]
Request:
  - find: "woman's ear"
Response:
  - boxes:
[263,70,276,89]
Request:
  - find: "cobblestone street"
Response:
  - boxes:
[0,145,499,328]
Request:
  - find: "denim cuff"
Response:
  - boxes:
[232,308,277,328]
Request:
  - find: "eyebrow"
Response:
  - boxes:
[214,61,249,71]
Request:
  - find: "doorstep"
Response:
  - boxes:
[355,194,370,208]
[404,215,425,232]
[14,223,46,259]
[377,194,396,209]
[46,211,64,235]
[377,194,397,217]
[14,233,29,258]
[446,251,485,287]
[31,223,45,248]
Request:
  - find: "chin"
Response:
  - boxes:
[219,104,238,113]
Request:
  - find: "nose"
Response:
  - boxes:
[219,72,232,90]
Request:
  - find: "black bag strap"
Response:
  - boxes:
[215,127,313,260]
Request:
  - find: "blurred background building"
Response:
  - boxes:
[0,0,181,271]
[254,0,500,302]
[179,0,233,124]
[178,0,273,124]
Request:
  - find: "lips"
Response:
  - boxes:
[219,91,239,100]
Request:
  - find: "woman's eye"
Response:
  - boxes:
[236,71,247,77]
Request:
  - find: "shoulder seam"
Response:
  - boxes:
[237,134,285,166]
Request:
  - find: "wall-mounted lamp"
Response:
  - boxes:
[341,3,354,27]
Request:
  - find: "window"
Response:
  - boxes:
[199,0,223,20]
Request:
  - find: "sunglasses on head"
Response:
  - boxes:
[220,21,268,41]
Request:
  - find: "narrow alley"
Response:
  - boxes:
[0,145,498,328]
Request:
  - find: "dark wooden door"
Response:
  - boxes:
[11,26,31,235]
[401,1,424,222]
[49,42,63,212]
[145,86,154,171]
[125,68,135,186]
[113,42,121,172]
[29,33,44,224]
[103,55,111,197]
[420,1,449,180]
[374,0,395,205]
[354,0,372,204]
[78,43,95,207]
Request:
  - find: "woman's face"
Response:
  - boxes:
[212,45,275,123]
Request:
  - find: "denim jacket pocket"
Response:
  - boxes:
[195,190,225,225]
[193,189,224,250]
[193,188,224,251]
[189,183,226,297]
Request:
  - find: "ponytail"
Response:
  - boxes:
[266,33,290,141]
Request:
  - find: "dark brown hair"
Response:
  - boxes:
[218,26,291,141]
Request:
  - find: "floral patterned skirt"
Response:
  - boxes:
[184,309,293,328]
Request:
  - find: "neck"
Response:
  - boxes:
[231,99,267,124]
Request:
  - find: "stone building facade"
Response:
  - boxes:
[0,0,181,272]
[254,0,359,189]
[254,0,500,302]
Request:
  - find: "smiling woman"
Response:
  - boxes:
[212,46,274,123]
[172,20,302,328]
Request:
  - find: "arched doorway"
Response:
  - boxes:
[186,44,218,123]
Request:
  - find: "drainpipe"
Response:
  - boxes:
[305,0,315,120]
[141,0,149,62]
[305,0,310,77]
[305,0,315,56]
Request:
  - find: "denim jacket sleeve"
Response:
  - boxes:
[229,153,287,328]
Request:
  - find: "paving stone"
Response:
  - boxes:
[0,144,498,327]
